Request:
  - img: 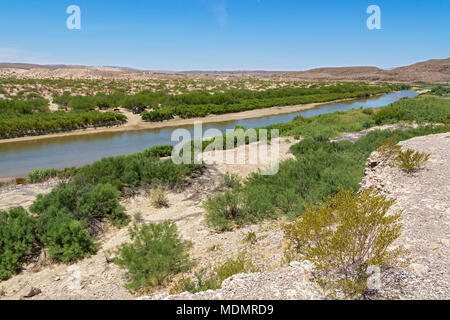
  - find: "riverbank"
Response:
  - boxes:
[0,98,366,145]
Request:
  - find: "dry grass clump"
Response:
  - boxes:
[150,186,169,208]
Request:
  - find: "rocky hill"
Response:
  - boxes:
[1,58,449,83]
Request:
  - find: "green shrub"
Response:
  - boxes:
[376,136,401,159]
[170,269,221,294]
[221,172,242,189]
[28,169,57,183]
[114,221,193,292]
[430,85,450,96]
[0,207,37,280]
[372,97,450,125]
[204,126,445,231]
[284,188,408,298]
[37,210,98,263]
[391,149,431,173]
[56,167,79,179]
[31,182,128,227]
[362,108,374,115]
[204,190,243,231]
[30,182,128,262]
[170,254,256,294]
[142,145,174,158]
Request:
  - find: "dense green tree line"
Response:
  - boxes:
[0,98,49,116]
[53,83,408,113]
[141,89,395,121]
[0,111,127,139]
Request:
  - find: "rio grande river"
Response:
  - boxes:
[0,90,418,178]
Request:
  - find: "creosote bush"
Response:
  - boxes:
[114,221,194,292]
[284,188,409,298]
[390,149,431,173]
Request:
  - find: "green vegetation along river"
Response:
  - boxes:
[0,90,418,178]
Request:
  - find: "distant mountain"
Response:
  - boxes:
[0,58,448,83]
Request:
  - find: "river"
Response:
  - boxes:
[0,90,418,178]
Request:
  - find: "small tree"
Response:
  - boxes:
[114,221,193,293]
[284,188,408,298]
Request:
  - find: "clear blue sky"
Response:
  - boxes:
[0,0,448,71]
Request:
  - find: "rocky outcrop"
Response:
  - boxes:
[140,261,324,300]
[360,132,450,299]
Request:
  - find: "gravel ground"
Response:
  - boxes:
[360,132,450,299]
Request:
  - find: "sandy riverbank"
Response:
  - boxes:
[0,100,340,145]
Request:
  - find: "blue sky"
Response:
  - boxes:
[0,0,448,70]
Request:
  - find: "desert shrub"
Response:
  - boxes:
[170,254,256,294]
[37,210,98,263]
[362,108,374,115]
[15,178,28,185]
[28,169,57,183]
[204,190,243,231]
[284,188,408,298]
[243,231,257,244]
[30,182,128,262]
[150,186,169,208]
[170,269,221,294]
[221,172,242,189]
[75,151,201,192]
[204,126,445,231]
[0,207,37,280]
[26,143,201,262]
[215,254,257,282]
[56,167,79,179]
[142,145,174,158]
[114,221,193,292]
[390,149,430,173]
[430,85,450,96]
[31,182,128,227]
[376,136,401,159]
[372,97,450,125]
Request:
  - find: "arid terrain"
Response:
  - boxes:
[1,58,449,83]
[1,130,448,300]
